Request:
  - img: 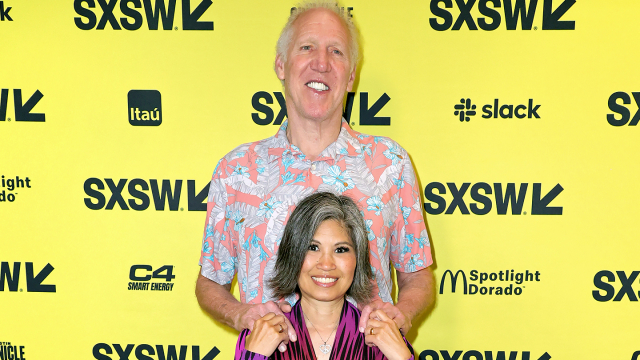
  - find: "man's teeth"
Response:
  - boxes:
[312,277,337,283]
[307,82,329,91]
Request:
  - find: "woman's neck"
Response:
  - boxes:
[299,296,344,329]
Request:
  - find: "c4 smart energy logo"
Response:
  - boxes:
[128,264,175,291]
[420,349,551,360]
[128,90,161,126]
[93,344,220,360]
[0,1,12,22]
[0,89,45,122]
[454,98,541,122]
[74,0,214,31]
[429,0,575,31]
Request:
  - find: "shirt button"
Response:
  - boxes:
[311,163,316,171]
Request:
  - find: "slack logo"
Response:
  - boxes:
[0,1,12,21]
[0,89,45,122]
[251,91,391,126]
[607,91,640,126]
[454,98,541,121]
[429,0,575,31]
[74,0,214,31]
[592,270,640,302]
[128,90,161,126]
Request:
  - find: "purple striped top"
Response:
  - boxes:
[235,300,415,360]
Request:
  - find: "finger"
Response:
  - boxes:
[372,309,392,322]
[283,315,297,342]
[279,301,292,313]
[267,314,286,326]
[359,305,373,332]
[278,343,287,353]
[261,312,277,322]
[265,301,284,316]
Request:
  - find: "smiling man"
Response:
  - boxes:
[196,1,435,352]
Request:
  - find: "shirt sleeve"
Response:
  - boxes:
[199,157,237,285]
[390,152,433,273]
[235,329,270,360]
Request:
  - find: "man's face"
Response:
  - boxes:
[276,8,356,123]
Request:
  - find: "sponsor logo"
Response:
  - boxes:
[74,0,213,31]
[632,351,640,360]
[454,98,541,122]
[83,178,208,211]
[128,90,162,126]
[251,91,391,126]
[439,269,540,296]
[0,262,56,293]
[419,350,551,360]
[429,0,575,31]
[607,91,640,126]
[0,342,26,360]
[92,344,219,360]
[424,182,563,215]
[0,175,32,203]
[0,1,12,21]
[128,265,175,291]
[592,270,640,302]
[0,89,45,122]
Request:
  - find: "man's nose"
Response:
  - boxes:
[311,50,331,72]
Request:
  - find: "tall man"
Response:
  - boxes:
[196,2,434,351]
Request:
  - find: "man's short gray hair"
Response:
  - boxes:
[268,192,373,305]
[275,1,360,73]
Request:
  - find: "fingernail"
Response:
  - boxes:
[292,334,297,342]
[359,327,364,333]
[279,345,285,352]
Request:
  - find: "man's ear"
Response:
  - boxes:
[275,54,286,81]
[346,67,356,92]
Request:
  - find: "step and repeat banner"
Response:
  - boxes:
[2,0,639,359]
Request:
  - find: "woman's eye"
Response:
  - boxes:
[335,246,350,253]
[308,244,319,251]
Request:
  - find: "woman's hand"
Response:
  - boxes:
[365,310,413,360]
[245,312,290,357]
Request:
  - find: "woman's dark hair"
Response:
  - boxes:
[268,192,373,304]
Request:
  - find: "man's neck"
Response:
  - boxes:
[286,116,342,161]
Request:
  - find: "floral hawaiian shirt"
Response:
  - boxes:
[199,119,432,304]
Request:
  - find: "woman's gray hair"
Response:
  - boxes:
[275,1,360,73]
[268,192,373,305]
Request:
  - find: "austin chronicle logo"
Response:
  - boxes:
[128,90,162,126]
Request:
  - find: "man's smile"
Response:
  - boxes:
[306,81,330,91]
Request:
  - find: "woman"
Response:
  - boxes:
[235,192,414,360]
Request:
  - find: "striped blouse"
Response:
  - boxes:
[235,300,415,360]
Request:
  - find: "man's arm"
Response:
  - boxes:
[195,273,297,347]
[359,266,435,335]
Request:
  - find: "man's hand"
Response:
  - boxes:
[359,299,411,335]
[238,301,297,352]
[195,273,296,352]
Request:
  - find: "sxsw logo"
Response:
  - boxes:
[252,91,391,126]
[83,178,209,211]
[424,182,563,215]
[128,90,162,126]
[429,0,575,31]
[92,344,219,360]
[419,350,551,360]
[74,0,213,30]
[454,98,541,122]
[0,89,45,122]
[0,262,56,293]
[607,91,640,126]
[592,270,640,302]
[0,1,12,21]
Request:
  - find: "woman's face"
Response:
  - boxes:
[298,219,357,302]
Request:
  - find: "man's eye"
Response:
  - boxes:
[335,246,350,253]
[309,244,319,251]
[332,49,342,55]
[301,45,311,50]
